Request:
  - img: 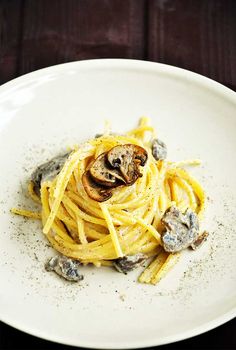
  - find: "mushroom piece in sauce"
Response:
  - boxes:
[31,152,70,195]
[113,253,147,274]
[161,206,199,253]
[107,144,148,185]
[152,138,167,161]
[89,152,125,187]
[82,170,113,202]
[45,255,83,282]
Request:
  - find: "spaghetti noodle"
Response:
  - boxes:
[11,117,206,284]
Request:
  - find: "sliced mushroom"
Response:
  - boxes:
[82,170,112,202]
[89,152,125,187]
[161,206,199,253]
[31,152,70,195]
[191,231,209,250]
[45,255,83,282]
[107,144,148,185]
[152,138,167,161]
[82,144,148,201]
[113,253,147,274]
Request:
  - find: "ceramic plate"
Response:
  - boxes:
[0,59,235,349]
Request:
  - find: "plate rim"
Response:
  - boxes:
[1,307,235,349]
[0,58,235,349]
[0,58,236,104]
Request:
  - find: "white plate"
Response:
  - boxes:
[0,59,235,349]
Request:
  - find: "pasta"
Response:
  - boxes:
[11,117,206,284]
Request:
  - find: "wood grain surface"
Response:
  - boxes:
[148,0,236,90]
[0,0,235,349]
[0,0,23,82]
[0,0,235,89]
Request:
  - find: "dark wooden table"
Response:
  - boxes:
[0,1,235,349]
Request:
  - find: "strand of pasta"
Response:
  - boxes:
[43,145,94,234]
[167,167,205,218]
[173,177,197,211]
[52,223,141,259]
[41,183,74,243]
[138,250,167,284]
[84,228,107,240]
[62,194,108,226]
[28,181,41,203]
[11,208,41,219]
[67,190,104,218]
[100,203,124,258]
[168,179,179,204]
[76,216,87,244]
[172,159,201,167]
[151,253,180,285]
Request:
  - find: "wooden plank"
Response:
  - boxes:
[148,0,236,90]
[0,0,23,84]
[19,0,146,75]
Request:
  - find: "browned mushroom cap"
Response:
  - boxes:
[82,171,112,202]
[89,152,125,187]
[107,144,148,185]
